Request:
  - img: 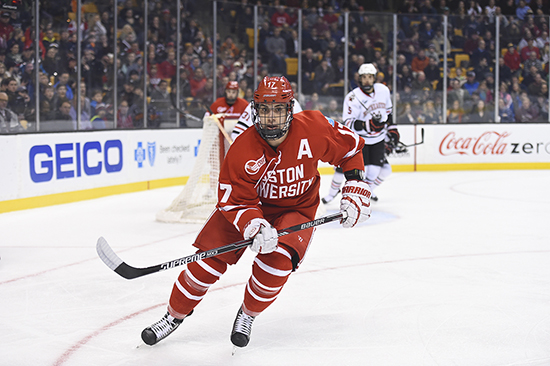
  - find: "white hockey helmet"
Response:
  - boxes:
[358,63,377,76]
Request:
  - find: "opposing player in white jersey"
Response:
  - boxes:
[231,94,302,141]
[322,63,398,203]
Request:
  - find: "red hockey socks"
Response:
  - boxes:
[242,246,294,317]
[168,256,227,319]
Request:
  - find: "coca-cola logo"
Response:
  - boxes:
[439,131,510,156]
[245,155,266,175]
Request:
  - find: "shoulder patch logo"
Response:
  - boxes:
[245,155,266,175]
[324,116,335,127]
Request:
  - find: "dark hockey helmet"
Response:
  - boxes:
[251,76,295,141]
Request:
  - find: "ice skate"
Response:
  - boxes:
[370,193,378,202]
[321,189,340,204]
[230,306,256,348]
[141,309,193,345]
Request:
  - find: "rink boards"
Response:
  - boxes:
[1,123,549,212]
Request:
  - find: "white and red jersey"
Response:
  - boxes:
[343,83,392,145]
[217,110,364,237]
[231,99,303,141]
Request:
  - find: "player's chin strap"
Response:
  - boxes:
[360,84,374,94]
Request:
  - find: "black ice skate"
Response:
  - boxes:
[141,310,193,345]
[230,306,256,348]
[370,193,378,202]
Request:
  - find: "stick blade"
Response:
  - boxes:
[96,237,123,271]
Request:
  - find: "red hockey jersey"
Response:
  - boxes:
[208,97,249,124]
[217,110,365,235]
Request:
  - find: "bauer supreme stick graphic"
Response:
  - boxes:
[97,212,346,280]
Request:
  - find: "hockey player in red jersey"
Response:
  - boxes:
[206,80,249,122]
[206,80,248,150]
[142,76,372,349]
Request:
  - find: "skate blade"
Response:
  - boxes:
[136,341,148,349]
[232,346,238,356]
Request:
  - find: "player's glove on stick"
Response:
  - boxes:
[385,127,400,154]
[369,111,385,133]
[340,180,372,228]
[244,218,278,254]
[387,127,400,146]
[353,119,366,131]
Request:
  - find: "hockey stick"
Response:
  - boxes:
[399,127,425,148]
[205,105,234,145]
[96,211,346,280]
[168,93,205,124]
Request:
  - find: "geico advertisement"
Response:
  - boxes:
[1,129,203,201]
[418,124,550,164]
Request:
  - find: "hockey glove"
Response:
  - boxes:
[395,142,408,154]
[385,127,400,154]
[244,218,278,254]
[340,180,372,228]
[368,111,385,133]
[387,127,400,145]
[353,119,366,131]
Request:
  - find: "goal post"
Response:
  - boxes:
[156,115,225,223]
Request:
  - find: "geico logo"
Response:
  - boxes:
[29,140,123,183]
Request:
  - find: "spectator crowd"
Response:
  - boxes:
[1,0,549,133]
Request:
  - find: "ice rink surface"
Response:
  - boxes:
[1,170,550,366]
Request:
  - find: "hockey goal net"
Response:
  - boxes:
[156,115,234,224]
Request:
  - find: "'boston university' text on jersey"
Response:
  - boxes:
[217,110,365,233]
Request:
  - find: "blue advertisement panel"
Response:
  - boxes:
[1,129,203,202]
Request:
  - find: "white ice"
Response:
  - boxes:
[1,170,550,366]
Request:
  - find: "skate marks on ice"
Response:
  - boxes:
[1,171,550,365]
